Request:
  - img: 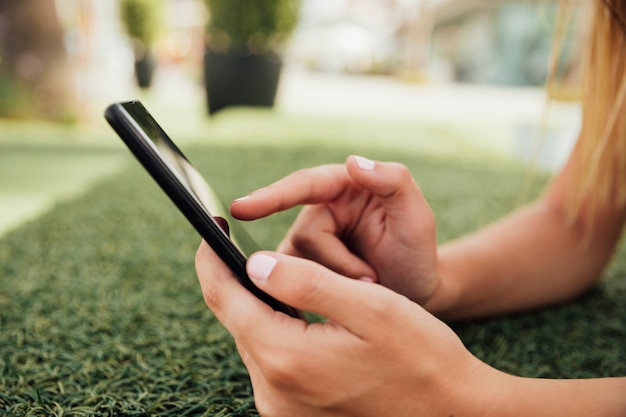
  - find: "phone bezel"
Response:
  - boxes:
[105,101,302,319]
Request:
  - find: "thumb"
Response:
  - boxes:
[246,251,403,337]
[346,155,430,220]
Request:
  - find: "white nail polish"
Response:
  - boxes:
[248,254,277,282]
[354,155,375,171]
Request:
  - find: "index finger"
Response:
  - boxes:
[231,164,352,220]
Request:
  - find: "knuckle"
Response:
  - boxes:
[253,392,301,417]
[253,395,279,417]
[259,352,302,390]
[389,162,413,184]
[393,162,412,178]
[364,289,410,326]
[253,386,293,417]
[381,162,421,198]
[201,285,222,312]
[402,166,422,192]
[368,291,398,318]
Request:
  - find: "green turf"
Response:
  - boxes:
[1,132,625,415]
[0,143,127,236]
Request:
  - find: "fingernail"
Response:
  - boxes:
[214,216,230,236]
[233,195,250,202]
[354,155,375,171]
[247,254,277,282]
[358,276,376,283]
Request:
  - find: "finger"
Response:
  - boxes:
[230,164,353,220]
[345,155,431,220]
[195,240,284,344]
[196,241,307,350]
[345,156,436,249]
[246,252,410,338]
[213,216,230,236]
[279,205,377,280]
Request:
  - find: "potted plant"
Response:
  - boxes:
[120,0,162,89]
[203,0,301,114]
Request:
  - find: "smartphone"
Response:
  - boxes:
[105,101,302,319]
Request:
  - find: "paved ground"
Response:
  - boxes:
[0,66,580,237]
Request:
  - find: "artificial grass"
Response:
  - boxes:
[0,142,126,236]
[1,142,625,416]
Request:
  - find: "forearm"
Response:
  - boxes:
[511,376,626,417]
[426,198,624,320]
[470,365,626,417]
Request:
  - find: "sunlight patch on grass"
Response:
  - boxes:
[0,144,127,235]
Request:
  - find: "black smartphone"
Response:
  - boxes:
[105,101,302,319]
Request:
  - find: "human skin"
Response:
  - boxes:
[195,244,626,416]
[231,156,440,305]
[229,153,626,320]
[196,154,626,415]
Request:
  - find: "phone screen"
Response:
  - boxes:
[122,104,226,222]
[105,101,302,319]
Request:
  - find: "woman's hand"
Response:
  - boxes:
[195,243,489,417]
[231,155,439,305]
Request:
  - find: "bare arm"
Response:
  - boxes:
[427,154,626,320]
[196,151,626,416]
[196,242,626,417]
[229,154,625,320]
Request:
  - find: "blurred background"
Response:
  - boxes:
[0,0,583,235]
[0,0,581,114]
[7,3,626,414]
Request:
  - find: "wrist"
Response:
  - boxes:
[456,363,626,417]
[442,354,514,417]
[421,253,462,320]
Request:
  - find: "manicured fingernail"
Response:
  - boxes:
[247,254,277,282]
[233,195,250,202]
[358,276,376,283]
[354,155,375,171]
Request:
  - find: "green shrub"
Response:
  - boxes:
[204,0,301,54]
[120,0,162,47]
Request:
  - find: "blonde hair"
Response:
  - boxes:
[564,0,626,228]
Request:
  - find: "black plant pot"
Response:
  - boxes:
[203,49,282,115]
[134,52,156,89]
